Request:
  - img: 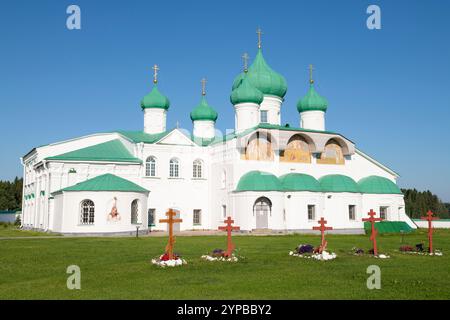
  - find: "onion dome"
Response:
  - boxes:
[190,96,218,122]
[296,83,328,113]
[230,74,264,105]
[140,86,170,110]
[232,49,287,98]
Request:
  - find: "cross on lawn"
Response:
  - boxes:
[312,217,333,253]
[159,209,183,260]
[421,210,439,253]
[218,216,240,257]
[362,209,383,256]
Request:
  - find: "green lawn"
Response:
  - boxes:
[0,224,59,238]
[0,229,449,299]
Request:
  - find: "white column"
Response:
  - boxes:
[144,108,167,134]
[193,120,215,139]
[300,111,325,131]
[234,103,260,133]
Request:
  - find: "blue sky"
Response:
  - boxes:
[1,0,449,200]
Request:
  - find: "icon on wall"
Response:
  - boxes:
[107,197,121,222]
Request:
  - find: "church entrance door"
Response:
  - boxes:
[254,197,271,229]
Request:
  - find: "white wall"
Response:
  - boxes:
[53,191,148,234]
[300,111,325,131]
[413,220,450,229]
[144,108,167,134]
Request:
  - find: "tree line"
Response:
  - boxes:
[0,177,23,211]
[0,178,448,219]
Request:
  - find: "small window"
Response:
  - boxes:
[349,205,356,221]
[379,206,388,220]
[222,205,227,218]
[260,110,268,123]
[307,205,315,221]
[193,159,203,178]
[131,199,139,224]
[145,157,156,177]
[169,158,179,177]
[148,208,155,227]
[193,209,201,225]
[80,199,95,225]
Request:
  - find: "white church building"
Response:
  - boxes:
[20,37,415,235]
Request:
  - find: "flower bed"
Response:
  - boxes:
[201,248,240,262]
[350,247,390,259]
[399,244,443,256]
[151,253,187,267]
[289,244,337,261]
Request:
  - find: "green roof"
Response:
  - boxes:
[279,173,322,192]
[297,83,328,113]
[53,174,148,194]
[230,74,264,105]
[190,96,218,122]
[116,130,171,144]
[235,171,282,192]
[358,176,402,194]
[232,49,287,98]
[141,86,170,110]
[46,140,142,163]
[364,221,413,234]
[319,174,359,193]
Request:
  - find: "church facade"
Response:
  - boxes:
[20,38,415,234]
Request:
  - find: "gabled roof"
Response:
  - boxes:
[45,139,141,163]
[116,130,172,144]
[52,173,149,194]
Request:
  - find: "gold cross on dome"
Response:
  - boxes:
[152,64,159,84]
[242,52,250,72]
[309,64,314,84]
[256,27,263,49]
[201,78,207,96]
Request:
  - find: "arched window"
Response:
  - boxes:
[317,139,345,165]
[244,132,274,161]
[145,156,156,177]
[193,159,203,178]
[80,199,95,225]
[169,158,179,177]
[281,135,311,163]
[131,199,139,224]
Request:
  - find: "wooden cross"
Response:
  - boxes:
[201,78,207,96]
[312,217,333,253]
[242,52,250,72]
[152,64,159,84]
[308,64,314,84]
[421,210,439,253]
[218,216,240,257]
[362,209,383,256]
[256,27,263,49]
[159,209,182,260]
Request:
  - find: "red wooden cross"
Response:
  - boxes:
[159,209,183,260]
[312,217,333,253]
[218,216,240,257]
[362,209,383,256]
[421,210,439,253]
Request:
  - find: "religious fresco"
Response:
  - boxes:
[317,139,345,165]
[107,197,121,222]
[280,135,311,163]
[244,134,274,161]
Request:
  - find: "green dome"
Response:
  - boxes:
[358,176,402,194]
[319,174,359,193]
[230,75,264,105]
[190,96,218,122]
[232,49,287,98]
[236,171,282,192]
[141,86,170,110]
[279,173,322,192]
[297,84,328,113]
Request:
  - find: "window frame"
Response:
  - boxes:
[145,156,156,177]
[131,199,140,224]
[193,159,203,179]
[260,110,268,123]
[169,158,180,178]
[80,199,95,225]
[348,205,356,221]
[193,209,202,226]
[307,204,316,221]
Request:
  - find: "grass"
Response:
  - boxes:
[0,224,59,237]
[0,229,449,299]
